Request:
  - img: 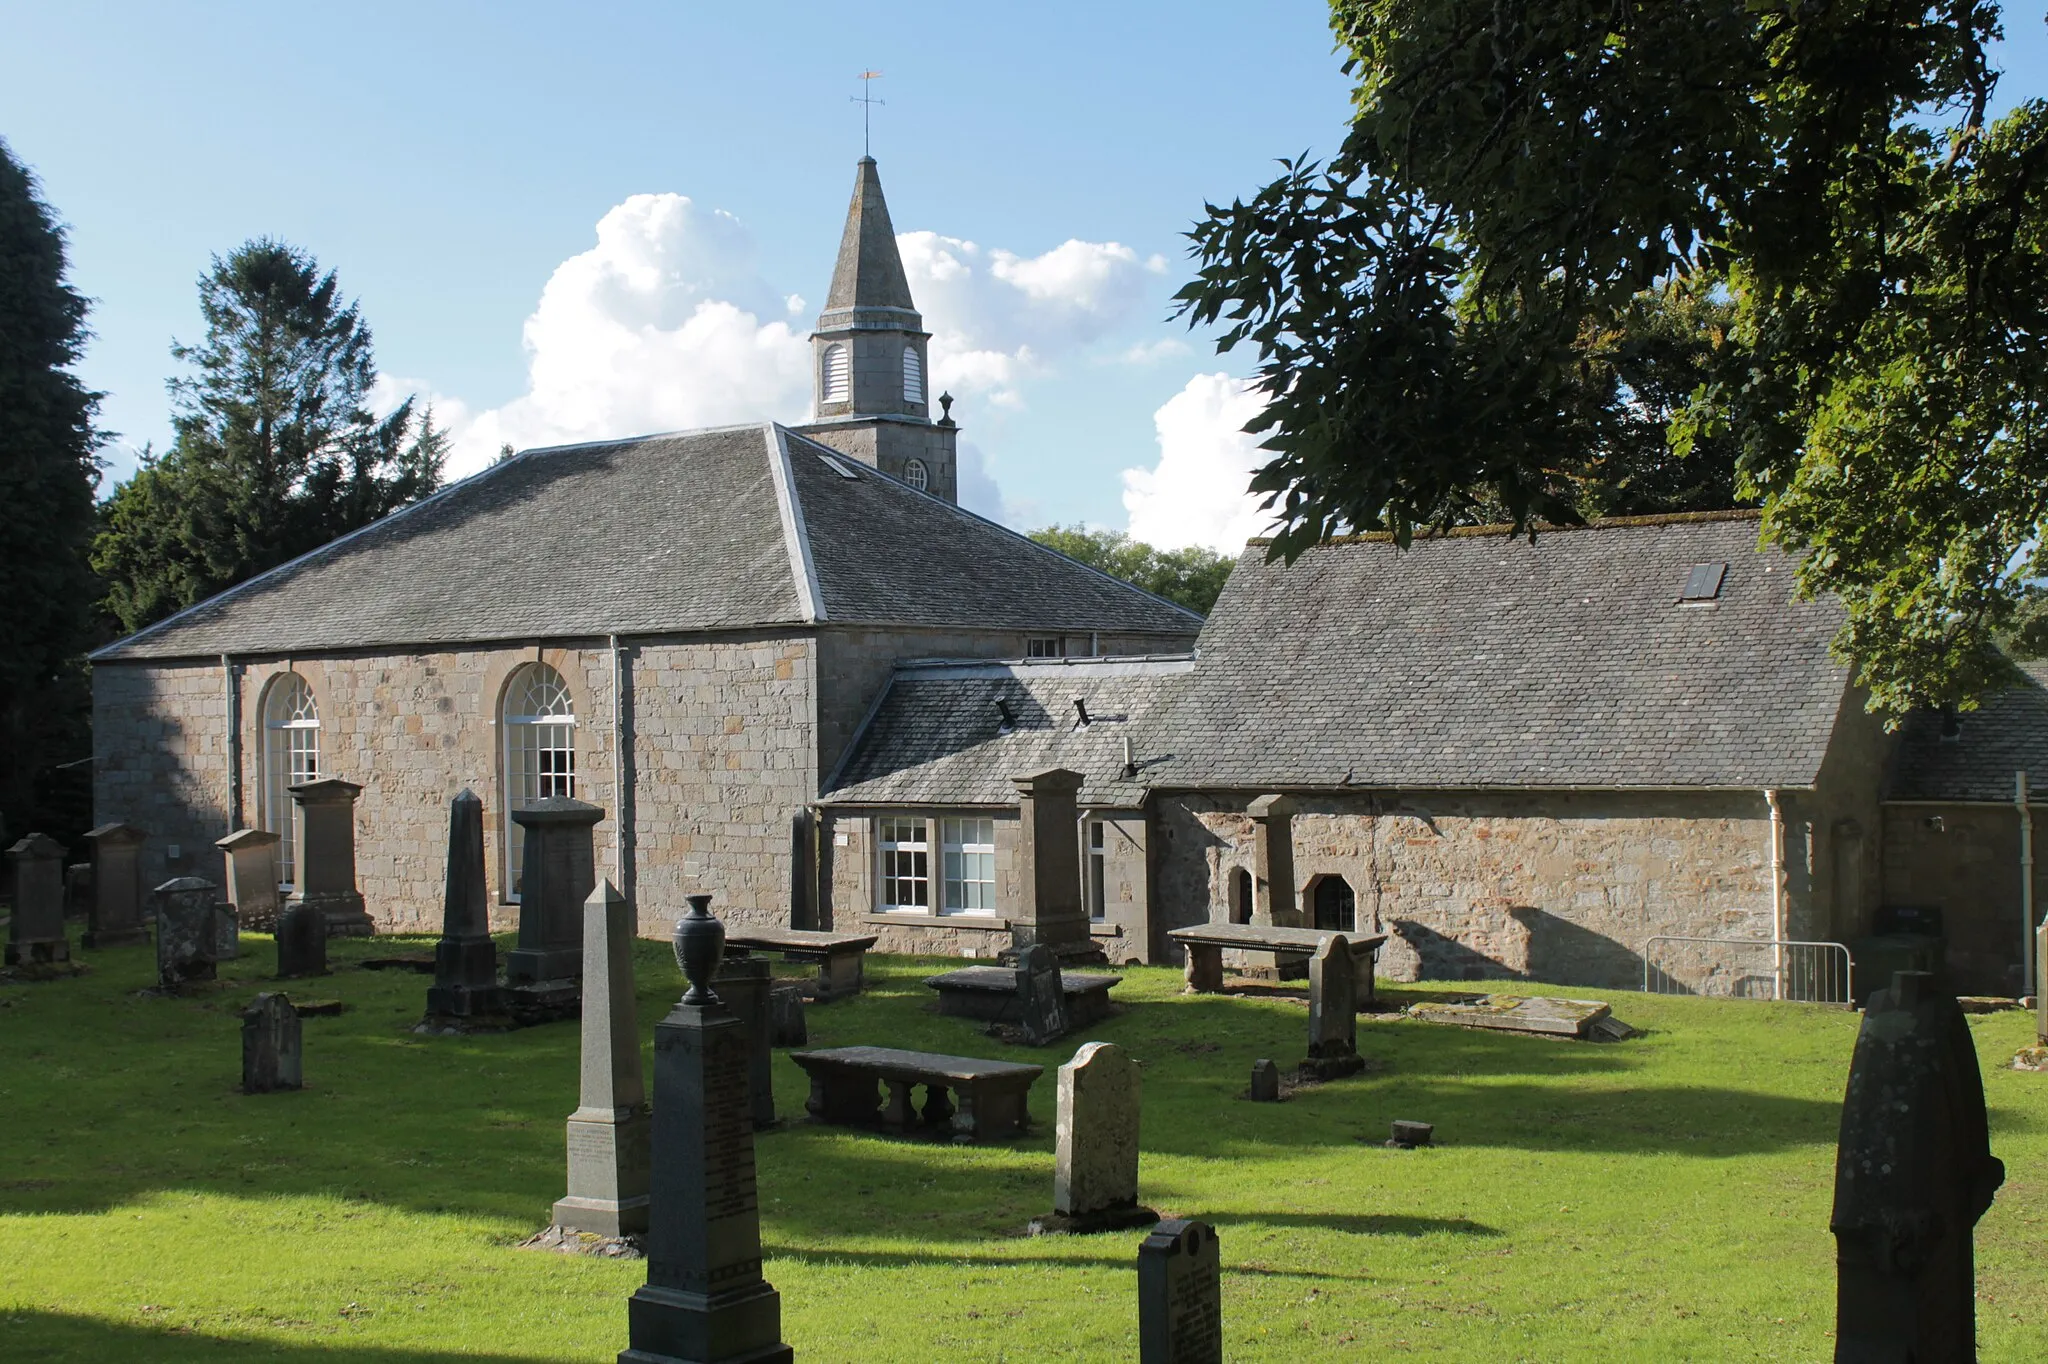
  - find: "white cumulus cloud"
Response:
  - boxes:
[1122,373,1274,553]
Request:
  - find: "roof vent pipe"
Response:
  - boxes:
[995,698,1016,732]
[1121,735,1136,780]
[1074,698,1090,728]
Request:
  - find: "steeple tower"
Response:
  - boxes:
[794,158,959,503]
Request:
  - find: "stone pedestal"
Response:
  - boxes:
[1032,1042,1155,1235]
[715,956,776,1130]
[1008,768,1096,961]
[1247,795,1297,927]
[153,877,218,987]
[215,828,282,933]
[555,881,651,1238]
[241,993,303,1092]
[83,823,150,948]
[506,796,602,985]
[275,901,328,979]
[1138,1219,1222,1364]
[286,778,372,937]
[6,833,71,967]
[1299,934,1364,1081]
[1832,971,2004,1362]
[619,895,791,1364]
[426,790,506,1022]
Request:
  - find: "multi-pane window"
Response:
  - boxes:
[822,343,850,403]
[262,672,320,888]
[878,816,930,911]
[903,345,924,403]
[903,457,929,492]
[504,662,576,899]
[1026,637,1063,658]
[942,817,997,913]
[1086,820,1107,921]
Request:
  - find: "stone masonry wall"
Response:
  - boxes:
[92,662,232,894]
[1153,789,1775,991]
[1880,801,2047,996]
[817,806,1022,956]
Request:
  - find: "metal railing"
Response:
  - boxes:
[1642,936,1854,1005]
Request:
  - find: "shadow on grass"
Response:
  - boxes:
[762,1243,1379,1283]
[1,1310,549,1363]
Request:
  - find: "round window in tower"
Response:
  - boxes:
[903,458,929,491]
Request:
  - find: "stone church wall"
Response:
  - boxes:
[92,661,234,897]
[1880,801,2046,996]
[1152,789,1776,990]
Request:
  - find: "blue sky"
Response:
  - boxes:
[6,2,2044,546]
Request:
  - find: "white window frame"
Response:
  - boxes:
[262,672,320,889]
[822,342,850,403]
[903,344,924,403]
[903,457,929,492]
[503,662,577,900]
[877,816,931,912]
[1086,819,1107,921]
[941,816,997,915]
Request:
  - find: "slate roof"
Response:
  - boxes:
[1142,511,1854,791]
[93,425,1201,661]
[823,656,1196,808]
[1886,662,2048,803]
[821,157,918,322]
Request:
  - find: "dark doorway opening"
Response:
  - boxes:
[1312,875,1356,932]
[1230,868,1253,924]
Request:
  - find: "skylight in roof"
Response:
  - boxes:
[817,452,862,480]
[1680,562,1728,602]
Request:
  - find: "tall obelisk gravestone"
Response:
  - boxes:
[425,789,505,1024]
[619,893,791,1364]
[555,880,650,1237]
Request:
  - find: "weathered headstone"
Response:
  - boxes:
[286,778,373,937]
[715,954,776,1130]
[1032,1041,1155,1234]
[1017,942,1069,1046]
[64,862,92,919]
[213,901,241,960]
[553,881,650,1238]
[1248,1058,1280,1103]
[6,833,72,967]
[1299,933,1365,1081]
[768,982,807,1048]
[504,796,602,985]
[1388,1120,1434,1149]
[425,790,506,1023]
[618,893,792,1363]
[1138,1218,1222,1364]
[241,992,303,1093]
[82,823,149,948]
[152,877,218,987]
[1832,970,2004,1362]
[275,900,328,979]
[215,827,282,932]
[2037,923,2047,1046]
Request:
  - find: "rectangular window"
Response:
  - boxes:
[941,816,997,913]
[878,816,930,912]
[1086,820,1107,921]
[1026,637,1064,658]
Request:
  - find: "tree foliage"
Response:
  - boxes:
[0,138,102,836]
[1029,525,1234,615]
[94,240,446,634]
[1177,1,2048,715]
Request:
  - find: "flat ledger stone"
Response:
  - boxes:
[1407,994,1611,1038]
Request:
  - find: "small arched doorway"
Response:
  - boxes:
[1311,875,1356,932]
[1229,868,1253,924]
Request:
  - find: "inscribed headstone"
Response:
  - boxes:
[6,833,71,967]
[1832,970,2004,1362]
[152,877,218,987]
[286,778,372,936]
[241,992,303,1092]
[1017,942,1068,1046]
[553,880,650,1237]
[1042,1041,1153,1233]
[215,827,282,932]
[1138,1218,1222,1364]
[425,790,505,1021]
[275,900,328,979]
[82,823,149,949]
[1300,933,1364,1080]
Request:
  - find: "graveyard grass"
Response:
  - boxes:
[4,939,2047,1362]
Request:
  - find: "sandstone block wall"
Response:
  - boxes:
[92,662,232,894]
[1880,801,2046,995]
[817,806,1023,956]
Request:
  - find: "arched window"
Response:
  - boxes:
[821,343,850,403]
[261,672,320,888]
[903,458,929,492]
[1312,875,1356,932]
[902,345,924,403]
[1230,868,1253,924]
[503,662,576,898]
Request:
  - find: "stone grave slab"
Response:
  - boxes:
[925,965,1119,1029]
[1031,1041,1156,1235]
[241,992,303,1092]
[275,900,328,979]
[1299,934,1365,1081]
[1016,943,1069,1046]
[1407,993,1612,1039]
[153,877,218,987]
[1138,1218,1222,1364]
[6,833,72,968]
[84,823,150,948]
[214,827,281,932]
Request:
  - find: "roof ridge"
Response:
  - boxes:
[1243,506,1765,550]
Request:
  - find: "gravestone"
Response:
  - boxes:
[1832,970,2004,1362]
[425,790,506,1023]
[1032,1041,1155,1234]
[1248,1058,1280,1103]
[213,901,240,960]
[275,900,328,979]
[1299,933,1365,1081]
[286,778,373,937]
[715,954,776,1130]
[618,893,792,1363]
[1388,1120,1434,1149]
[553,881,650,1238]
[2037,923,2047,1046]
[64,862,91,919]
[505,796,602,985]
[6,833,71,967]
[1137,1219,1222,1364]
[81,824,148,950]
[1016,942,1069,1046]
[152,877,218,987]
[768,982,807,1047]
[241,992,303,1092]
[215,828,282,932]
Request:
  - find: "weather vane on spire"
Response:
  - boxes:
[852,70,884,157]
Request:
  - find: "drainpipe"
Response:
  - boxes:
[1077,807,1097,920]
[2019,770,2035,997]
[609,635,629,904]
[221,654,240,831]
[1766,789,1787,1002]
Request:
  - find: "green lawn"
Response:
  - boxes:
[2,935,2044,1362]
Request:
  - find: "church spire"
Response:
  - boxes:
[821,157,918,323]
